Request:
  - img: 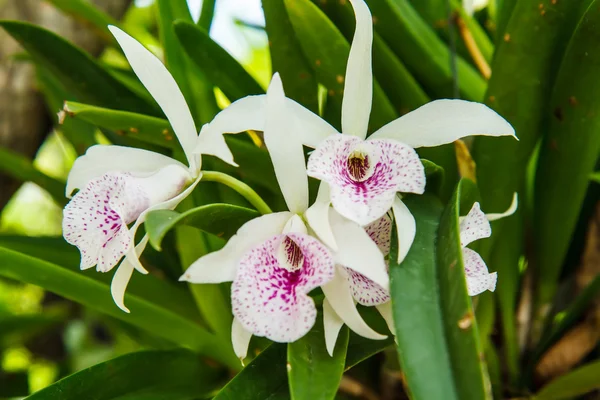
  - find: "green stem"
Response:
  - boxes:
[201,171,273,215]
[197,0,216,31]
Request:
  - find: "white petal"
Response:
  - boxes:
[323,298,344,357]
[286,99,339,148]
[392,197,416,263]
[282,214,308,235]
[463,0,475,15]
[109,26,199,170]
[305,182,337,251]
[66,145,186,197]
[370,99,516,147]
[181,212,293,283]
[110,235,148,313]
[376,301,395,334]
[232,317,253,361]
[463,247,497,296]
[264,73,308,214]
[330,210,389,291]
[459,202,491,248]
[342,0,373,139]
[321,267,387,340]
[486,192,518,222]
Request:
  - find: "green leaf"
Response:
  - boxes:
[389,194,459,400]
[44,0,119,43]
[0,246,239,369]
[283,0,398,132]
[144,204,260,251]
[365,0,486,101]
[0,312,66,347]
[174,20,264,102]
[263,0,319,112]
[0,146,66,206]
[437,179,490,399]
[533,0,600,325]
[0,21,158,116]
[287,315,348,400]
[26,349,224,400]
[534,360,600,400]
[213,344,289,400]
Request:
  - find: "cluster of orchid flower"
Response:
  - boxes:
[62,0,517,361]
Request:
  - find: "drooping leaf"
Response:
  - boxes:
[44,0,119,43]
[26,349,224,400]
[0,21,159,116]
[0,146,66,206]
[174,20,264,102]
[144,204,260,251]
[287,315,348,400]
[534,360,600,400]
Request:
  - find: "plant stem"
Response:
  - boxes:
[201,171,273,215]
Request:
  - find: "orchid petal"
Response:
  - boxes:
[110,235,148,313]
[286,99,339,148]
[307,135,424,225]
[376,301,395,334]
[66,145,186,198]
[330,210,389,291]
[463,247,497,296]
[364,214,393,255]
[109,26,199,170]
[181,212,294,283]
[392,197,416,263]
[264,73,309,214]
[283,214,308,235]
[305,182,337,251]
[486,192,519,221]
[345,267,390,306]
[322,268,386,340]
[459,202,491,248]
[323,299,344,357]
[232,233,335,342]
[370,99,516,147]
[463,0,475,15]
[342,0,373,140]
[232,317,253,361]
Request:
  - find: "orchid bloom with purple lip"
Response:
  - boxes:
[180,74,390,360]
[62,26,234,313]
[189,0,516,265]
[460,193,519,295]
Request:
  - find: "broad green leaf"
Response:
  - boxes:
[26,349,224,400]
[0,246,239,369]
[390,194,458,400]
[533,0,600,330]
[437,179,490,399]
[590,171,600,183]
[144,204,260,251]
[263,0,319,112]
[0,21,158,116]
[174,21,264,102]
[495,0,517,40]
[0,146,66,206]
[287,316,348,400]
[365,0,486,101]
[283,0,397,132]
[534,360,600,400]
[44,0,119,43]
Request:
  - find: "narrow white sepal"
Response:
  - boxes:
[305,182,337,251]
[391,197,416,264]
[111,235,148,313]
[323,298,344,357]
[376,301,395,335]
[108,26,199,170]
[321,268,387,341]
[486,192,518,222]
[282,214,308,235]
[232,317,253,361]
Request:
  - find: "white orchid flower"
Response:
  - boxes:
[63,26,233,313]
[459,193,519,295]
[191,0,515,265]
[181,74,388,360]
[463,0,489,16]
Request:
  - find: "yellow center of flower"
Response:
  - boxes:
[347,150,372,182]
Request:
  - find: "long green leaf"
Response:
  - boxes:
[0,246,238,369]
[283,0,397,132]
[0,21,158,116]
[0,146,66,206]
[174,21,264,102]
[535,360,600,400]
[26,349,224,400]
[44,0,119,42]
[144,204,259,251]
[437,179,490,399]
[287,316,348,400]
[263,0,319,112]
[533,0,600,334]
[390,194,458,400]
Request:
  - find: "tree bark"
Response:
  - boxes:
[0,0,131,208]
